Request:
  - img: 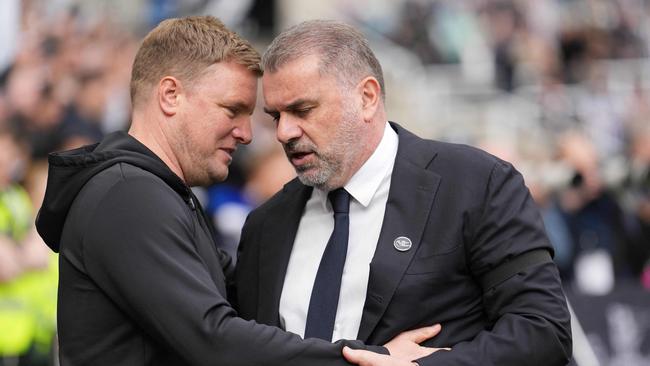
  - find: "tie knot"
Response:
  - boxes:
[328,188,350,214]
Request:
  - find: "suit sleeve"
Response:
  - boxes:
[81,176,376,366]
[417,160,572,366]
[232,212,259,319]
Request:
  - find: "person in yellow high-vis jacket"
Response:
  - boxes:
[0,128,57,366]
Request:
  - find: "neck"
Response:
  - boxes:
[356,118,386,169]
[128,108,186,183]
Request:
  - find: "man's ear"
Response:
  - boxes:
[158,76,182,116]
[358,76,381,122]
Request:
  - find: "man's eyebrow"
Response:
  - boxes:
[221,102,255,114]
[286,99,315,110]
[264,99,315,114]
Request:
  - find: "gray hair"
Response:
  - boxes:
[262,20,385,100]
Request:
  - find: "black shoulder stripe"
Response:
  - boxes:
[480,249,553,291]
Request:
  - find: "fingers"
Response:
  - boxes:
[400,324,442,344]
[419,346,452,358]
[343,347,418,366]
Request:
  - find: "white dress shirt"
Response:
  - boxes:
[279,122,399,341]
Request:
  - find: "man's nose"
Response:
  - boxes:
[276,115,302,144]
[233,116,252,145]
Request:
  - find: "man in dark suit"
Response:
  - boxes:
[235,20,572,366]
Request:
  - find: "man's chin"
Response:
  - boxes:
[210,170,228,185]
[296,171,330,190]
[188,170,228,187]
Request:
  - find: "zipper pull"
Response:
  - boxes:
[185,187,197,210]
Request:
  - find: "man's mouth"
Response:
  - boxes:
[219,147,236,162]
[288,151,314,166]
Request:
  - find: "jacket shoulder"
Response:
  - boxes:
[393,123,506,178]
[70,163,188,232]
[409,139,508,187]
[430,140,504,168]
[85,163,178,201]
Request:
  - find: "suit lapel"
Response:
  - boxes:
[257,179,312,327]
[357,123,441,341]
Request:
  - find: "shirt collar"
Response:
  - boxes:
[315,122,398,210]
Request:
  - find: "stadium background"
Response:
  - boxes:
[0,0,648,365]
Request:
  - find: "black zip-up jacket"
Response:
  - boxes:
[36,132,383,366]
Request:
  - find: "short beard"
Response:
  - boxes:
[295,152,340,191]
[177,122,226,187]
[284,139,339,190]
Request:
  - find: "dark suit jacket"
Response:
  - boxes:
[236,123,572,365]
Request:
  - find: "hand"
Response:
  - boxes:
[343,346,418,366]
[20,228,51,270]
[384,324,450,361]
[0,236,19,282]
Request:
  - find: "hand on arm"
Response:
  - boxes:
[344,324,450,366]
[384,324,450,361]
[344,347,419,366]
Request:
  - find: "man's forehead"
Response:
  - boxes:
[262,81,319,110]
[261,59,335,108]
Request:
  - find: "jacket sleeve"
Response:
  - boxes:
[417,160,572,366]
[232,212,259,320]
[81,176,381,366]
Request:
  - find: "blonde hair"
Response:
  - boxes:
[130,16,261,107]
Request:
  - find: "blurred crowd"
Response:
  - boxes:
[0,0,649,365]
[377,0,650,293]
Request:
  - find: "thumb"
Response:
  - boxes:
[343,346,372,365]
[404,324,442,344]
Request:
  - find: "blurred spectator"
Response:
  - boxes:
[482,0,522,92]
[619,127,650,288]
[576,62,626,159]
[389,0,444,64]
[0,126,56,366]
[0,0,21,73]
[204,156,251,262]
[554,131,635,294]
[8,81,66,159]
[243,146,296,206]
[58,71,106,149]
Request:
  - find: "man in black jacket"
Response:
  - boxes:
[35,16,434,366]
[235,20,572,366]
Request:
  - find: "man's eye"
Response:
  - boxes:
[295,108,311,117]
[268,113,280,123]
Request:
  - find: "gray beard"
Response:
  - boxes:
[294,157,340,190]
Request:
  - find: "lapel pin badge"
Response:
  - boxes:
[393,236,412,252]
